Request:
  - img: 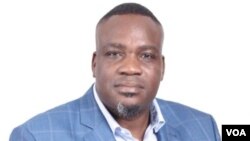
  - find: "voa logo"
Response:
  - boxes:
[226,129,246,136]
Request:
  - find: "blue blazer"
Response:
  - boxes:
[10,86,221,141]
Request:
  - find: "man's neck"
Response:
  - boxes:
[116,109,150,141]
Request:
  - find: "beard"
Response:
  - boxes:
[116,102,141,120]
[107,102,146,120]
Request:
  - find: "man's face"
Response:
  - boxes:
[92,14,164,119]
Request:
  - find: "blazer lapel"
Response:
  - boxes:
[156,99,182,141]
[79,86,116,141]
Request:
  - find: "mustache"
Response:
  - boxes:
[114,77,144,88]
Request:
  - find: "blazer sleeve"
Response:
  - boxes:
[9,125,36,141]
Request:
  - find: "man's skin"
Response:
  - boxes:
[92,14,165,140]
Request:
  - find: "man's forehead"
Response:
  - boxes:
[96,14,163,39]
[97,14,162,29]
[95,14,164,51]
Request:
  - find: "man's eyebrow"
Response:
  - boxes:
[138,45,160,51]
[103,43,160,51]
[103,43,126,48]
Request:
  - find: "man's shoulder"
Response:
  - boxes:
[156,99,221,141]
[156,98,213,126]
[18,96,82,131]
[15,86,94,129]
[10,95,94,141]
[10,87,97,141]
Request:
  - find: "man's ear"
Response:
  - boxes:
[91,52,97,78]
[161,56,165,80]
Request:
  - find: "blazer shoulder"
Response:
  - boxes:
[156,99,214,124]
[24,97,81,128]
[10,96,83,139]
[156,99,221,140]
[10,86,113,141]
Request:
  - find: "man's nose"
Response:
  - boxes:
[117,55,142,76]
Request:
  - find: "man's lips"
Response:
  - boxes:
[114,82,144,95]
[114,83,144,88]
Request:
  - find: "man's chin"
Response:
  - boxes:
[115,102,143,120]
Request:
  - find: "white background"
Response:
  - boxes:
[1,0,249,140]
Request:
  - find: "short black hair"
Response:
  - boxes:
[98,3,161,25]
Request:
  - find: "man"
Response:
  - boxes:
[10,3,221,141]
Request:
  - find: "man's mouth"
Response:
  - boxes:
[114,82,144,97]
[121,92,136,97]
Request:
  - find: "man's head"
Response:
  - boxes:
[92,3,165,120]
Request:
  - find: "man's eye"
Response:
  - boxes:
[105,51,122,58]
[141,53,155,60]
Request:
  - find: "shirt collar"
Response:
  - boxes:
[93,84,165,134]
